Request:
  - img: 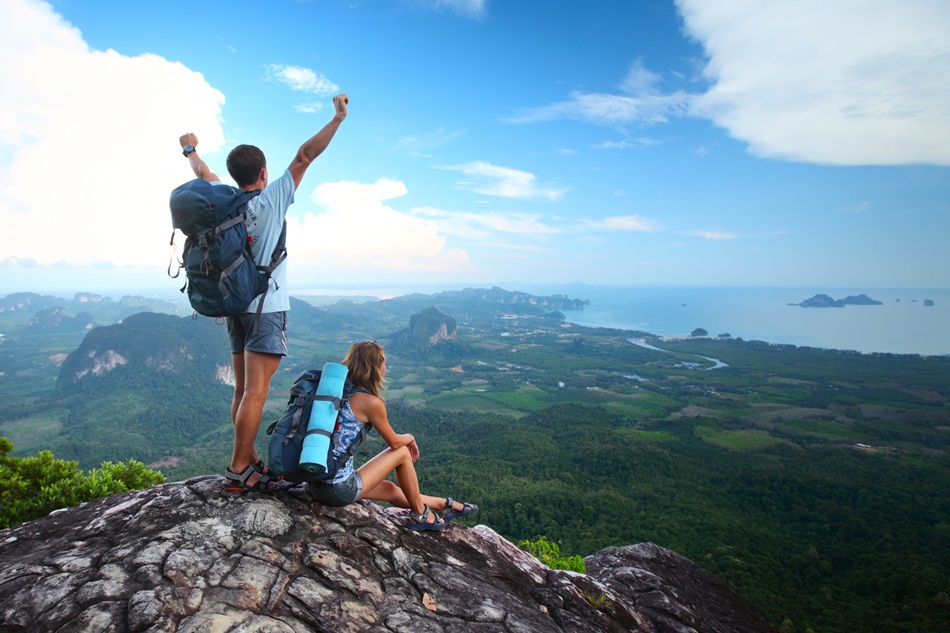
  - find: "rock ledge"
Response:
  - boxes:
[0,476,776,632]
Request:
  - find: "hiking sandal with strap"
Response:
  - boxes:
[224,464,274,493]
[404,505,446,531]
[437,497,479,522]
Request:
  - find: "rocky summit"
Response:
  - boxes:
[0,476,776,632]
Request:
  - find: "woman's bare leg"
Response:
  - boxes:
[361,478,449,512]
[356,446,426,514]
[357,448,468,520]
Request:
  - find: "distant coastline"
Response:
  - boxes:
[558,286,949,356]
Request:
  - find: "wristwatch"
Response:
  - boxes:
[182,145,196,157]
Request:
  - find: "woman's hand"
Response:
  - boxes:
[404,434,420,462]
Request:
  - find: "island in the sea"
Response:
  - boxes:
[791,293,883,308]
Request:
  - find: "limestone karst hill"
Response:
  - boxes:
[0,476,776,633]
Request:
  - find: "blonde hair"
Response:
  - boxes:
[342,341,385,397]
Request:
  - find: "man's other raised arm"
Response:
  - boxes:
[179,133,221,183]
[288,93,348,189]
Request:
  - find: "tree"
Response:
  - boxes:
[0,437,165,529]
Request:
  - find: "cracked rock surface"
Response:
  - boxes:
[0,476,776,632]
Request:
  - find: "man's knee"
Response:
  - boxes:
[242,353,280,397]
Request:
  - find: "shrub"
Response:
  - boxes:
[0,437,164,529]
[519,535,586,573]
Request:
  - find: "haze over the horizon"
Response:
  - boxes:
[1,0,948,294]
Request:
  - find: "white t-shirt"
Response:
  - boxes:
[242,169,294,314]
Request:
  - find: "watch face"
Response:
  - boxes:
[183,145,195,156]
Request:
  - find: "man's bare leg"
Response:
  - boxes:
[229,350,281,477]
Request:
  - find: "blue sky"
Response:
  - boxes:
[1,0,948,296]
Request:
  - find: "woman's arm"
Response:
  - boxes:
[351,393,418,460]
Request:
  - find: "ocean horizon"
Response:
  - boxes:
[4,283,945,357]
[555,286,949,357]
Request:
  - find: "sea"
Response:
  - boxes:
[555,286,950,357]
[294,284,948,357]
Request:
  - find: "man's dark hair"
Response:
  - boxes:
[226,144,267,188]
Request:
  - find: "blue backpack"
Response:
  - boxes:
[168,179,286,323]
[266,368,371,483]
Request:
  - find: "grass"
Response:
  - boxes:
[424,391,524,416]
[619,428,678,443]
[695,426,795,452]
[480,387,550,412]
[777,418,871,441]
[1,412,65,455]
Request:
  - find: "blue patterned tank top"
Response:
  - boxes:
[328,399,370,484]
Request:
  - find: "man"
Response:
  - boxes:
[179,93,349,491]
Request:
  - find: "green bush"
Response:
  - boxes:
[519,535,586,573]
[0,437,164,529]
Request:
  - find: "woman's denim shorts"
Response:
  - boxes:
[307,472,362,507]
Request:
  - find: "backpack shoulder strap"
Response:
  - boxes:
[234,187,261,211]
[331,383,373,464]
[268,220,288,269]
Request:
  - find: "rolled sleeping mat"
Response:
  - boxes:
[298,362,349,473]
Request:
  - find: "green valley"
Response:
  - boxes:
[1,288,948,633]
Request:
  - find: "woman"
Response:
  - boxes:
[308,341,478,531]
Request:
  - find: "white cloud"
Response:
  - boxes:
[265,64,339,96]
[594,138,664,150]
[0,0,225,270]
[687,230,737,241]
[677,0,950,165]
[584,215,663,232]
[264,64,339,114]
[441,161,568,201]
[509,2,950,166]
[506,60,692,127]
[287,178,471,277]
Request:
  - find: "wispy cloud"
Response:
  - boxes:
[686,230,737,241]
[413,207,562,238]
[839,201,873,214]
[395,127,466,154]
[582,215,664,232]
[594,138,665,150]
[265,64,338,94]
[506,60,693,127]
[410,0,488,20]
[441,161,568,201]
[264,63,339,112]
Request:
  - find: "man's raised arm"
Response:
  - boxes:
[288,93,349,189]
[179,133,221,183]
